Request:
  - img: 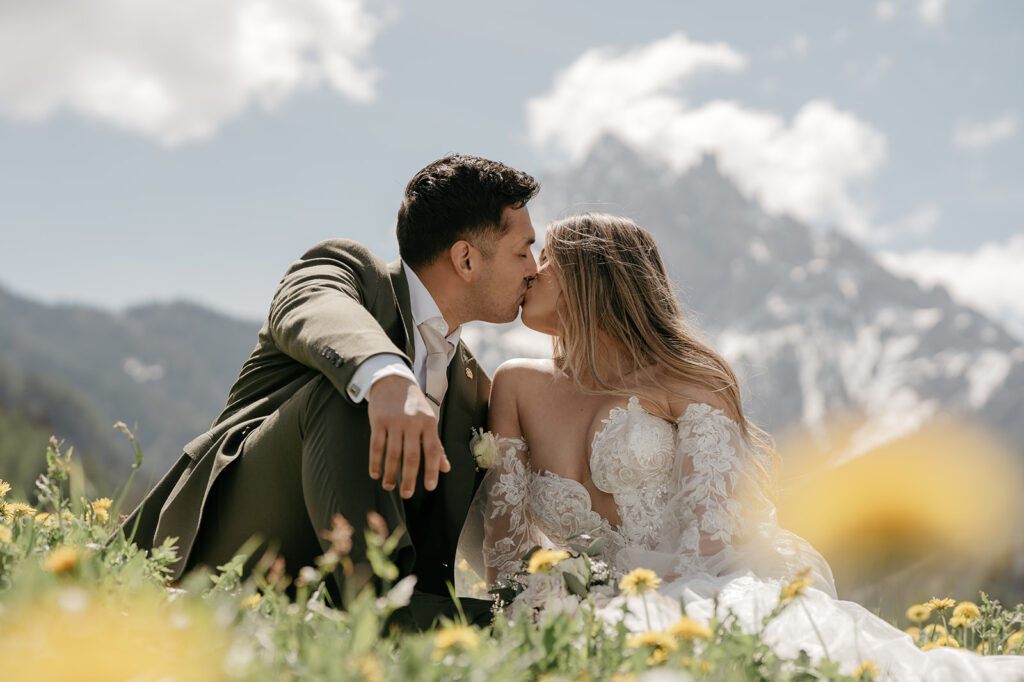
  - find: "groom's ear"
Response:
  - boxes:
[449,240,475,283]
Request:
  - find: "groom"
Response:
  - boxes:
[122,154,539,627]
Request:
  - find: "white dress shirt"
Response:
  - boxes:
[346,261,461,402]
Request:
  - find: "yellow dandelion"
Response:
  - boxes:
[666,616,713,640]
[953,601,981,623]
[619,568,662,596]
[354,654,383,682]
[700,661,713,674]
[433,625,479,658]
[609,675,636,682]
[0,524,12,544]
[526,549,570,574]
[43,546,80,574]
[1006,631,1023,654]
[921,623,947,639]
[906,604,931,623]
[904,626,920,641]
[921,634,959,650]
[853,660,879,677]
[976,642,992,655]
[948,616,968,629]
[6,502,36,520]
[626,631,677,666]
[0,479,10,498]
[89,498,112,525]
[927,597,956,612]
[781,569,814,603]
[240,593,262,610]
[0,502,10,524]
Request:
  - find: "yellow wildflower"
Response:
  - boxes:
[0,524,11,544]
[354,654,383,682]
[904,627,920,641]
[0,479,10,497]
[89,498,112,525]
[43,546,80,574]
[666,616,713,640]
[921,634,959,650]
[948,616,968,628]
[906,604,931,623]
[6,502,36,520]
[626,631,677,666]
[0,502,9,524]
[781,569,814,603]
[976,642,992,655]
[1006,631,1023,654]
[619,568,662,596]
[240,593,262,610]
[609,675,636,682]
[526,549,570,574]
[953,601,980,622]
[927,597,956,612]
[853,660,879,677]
[432,625,479,658]
[921,623,947,639]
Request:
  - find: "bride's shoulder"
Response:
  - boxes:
[660,379,740,424]
[493,358,557,383]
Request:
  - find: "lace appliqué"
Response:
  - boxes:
[481,437,533,580]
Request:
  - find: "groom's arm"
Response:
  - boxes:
[267,239,447,497]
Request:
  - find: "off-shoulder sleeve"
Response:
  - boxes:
[619,404,835,595]
[456,436,545,594]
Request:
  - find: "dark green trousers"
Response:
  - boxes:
[187,375,491,629]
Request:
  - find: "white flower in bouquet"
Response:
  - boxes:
[469,428,499,469]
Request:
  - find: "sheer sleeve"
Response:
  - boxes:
[456,436,546,595]
[620,403,836,596]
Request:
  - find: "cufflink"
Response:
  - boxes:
[465,367,473,380]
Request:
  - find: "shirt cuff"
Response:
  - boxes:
[347,354,416,403]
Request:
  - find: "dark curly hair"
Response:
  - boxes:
[396,154,539,268]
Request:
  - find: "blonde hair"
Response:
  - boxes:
[545,213,777,482]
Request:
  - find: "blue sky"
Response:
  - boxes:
[0,0,1021,329]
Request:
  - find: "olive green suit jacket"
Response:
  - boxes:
[123,239,490,592]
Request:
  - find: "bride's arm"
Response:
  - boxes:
[479,363,536,583]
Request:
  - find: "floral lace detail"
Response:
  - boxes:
[481,438,533,579]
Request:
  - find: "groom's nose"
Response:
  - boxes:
[525,250,539,277]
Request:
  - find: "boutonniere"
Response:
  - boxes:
[469,427,498,470]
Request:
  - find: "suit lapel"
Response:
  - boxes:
[388,260,416,361]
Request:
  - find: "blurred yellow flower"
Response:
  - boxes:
[1006,631,1023,653]
[6,502,36,520]
[89,497,113,525]
[0,479,10,497]
[34,510,76,528]
[0,589,228,681]
[42,545,80,574]
[527,549,570,574]
[781,569,813,603]
[0,524,11,544]
[953,601,981,622]
[240,593,262,610]
[626,631,677,665]
[433,625,479,657]
[921,634,959,650]
[927,597,956,612]
[904,626,920,641]
[922,623,947,638]
[619,568,662,596]
[976,642,992,655]
[906,604,931,623]
[853,660,879,677]
[666,616,712,640]
[354,654,382,682]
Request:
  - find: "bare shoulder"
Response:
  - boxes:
[492,358,557,390]
[660,377,741,423]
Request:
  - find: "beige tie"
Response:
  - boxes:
[418,320,453,416]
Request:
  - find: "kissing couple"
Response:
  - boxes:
[124,155,1024,679]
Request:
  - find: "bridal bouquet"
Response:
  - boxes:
[489,534,619,618]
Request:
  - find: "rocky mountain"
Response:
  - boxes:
[0,285,259,490]
[466,136,1024,461]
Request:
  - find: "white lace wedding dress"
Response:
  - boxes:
[456,398,1024,682]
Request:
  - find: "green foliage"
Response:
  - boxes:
[2,432,1022,681]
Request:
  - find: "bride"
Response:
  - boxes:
[457,213,1024,681]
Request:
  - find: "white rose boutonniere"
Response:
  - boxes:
[469,428,499,470]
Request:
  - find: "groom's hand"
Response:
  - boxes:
[367,375,451,499]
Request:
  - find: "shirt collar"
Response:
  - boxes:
[402,261,462,345]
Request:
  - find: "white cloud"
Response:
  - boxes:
[875,204,941,243]
[953,112,1019,151]
[917,0,949,25]
[0,0,387,146]
[527,33,888,240]
[875,0,897,21]
[880,235,1024,341]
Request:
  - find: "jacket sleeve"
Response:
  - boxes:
[266,239,411,405]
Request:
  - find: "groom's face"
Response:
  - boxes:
[471,206,538,323]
